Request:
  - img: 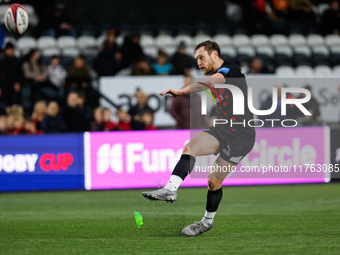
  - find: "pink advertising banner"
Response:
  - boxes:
[84,127,330,190]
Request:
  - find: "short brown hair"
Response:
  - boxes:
[194,40,220,57]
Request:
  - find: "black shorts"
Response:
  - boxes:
[203,126,255,165]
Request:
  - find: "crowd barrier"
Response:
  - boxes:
[1,126,338,192]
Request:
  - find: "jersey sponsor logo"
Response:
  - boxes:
[217,67,230,74]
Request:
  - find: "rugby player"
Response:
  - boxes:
[142,41,256,236]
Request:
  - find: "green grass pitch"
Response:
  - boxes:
[1,183,339,255]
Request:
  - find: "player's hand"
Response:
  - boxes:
[159,88,181,98]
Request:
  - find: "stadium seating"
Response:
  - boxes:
[140,35,156,48]
[37,36,57,50]
[233,34,251,47]
[275,66,295,76]
[213,34,233,47]
[57,36,78,49]
[314,65,333,76]
[77,35,96,50]
[333,65,340,75]
[296,65,313,76]
[155,35,174,48]
[17,36,37,52]
[4,31,340,77]
[251,34,270,47]
[270,34,289,47]
[289,34,307,47]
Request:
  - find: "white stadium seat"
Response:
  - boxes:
[116,35,124,46]
[256,46,275,57]
[155,35,174,48]
[37,36,56,50]
[78,35,96,50]
[296,65,313,76]
[17,36,37,51]
[140,35,155,48]
[330,46,340,54]
[325,35,340,48]
[194,34,212,46]
[270,34,289,47]
[307,34,325,47]
[62,48,80,58]
[314,65,333,76]
[333,65,340,75]
[275,66,295,76]
[162,46,176,56]
[42,48,61,57]
[174,34,194,48]
[294,46,312,57]
[237,46,256,57]
[57,36,77,49]
[96,35,106,48]
[233,34,251,47]
[213,34,233,47]
[312,46,329,56]
[251,34,270,47]
[143,47,158,58]
[220,47,236,58]
[275,46,293,57]
[289,34,307,47]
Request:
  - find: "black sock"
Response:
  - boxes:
[206,187,223,212]
[172,154,196,180]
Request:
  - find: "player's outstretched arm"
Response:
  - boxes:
[159,73,225,97]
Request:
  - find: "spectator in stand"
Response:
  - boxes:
[0,42,22,106]
[128,89,154,130]
[77,92,92,130]
[169,75,206,129]
[244,0,289,35]
[41,3,76,38]
[41,101,67,133]
[151,50,172,75]
[121,33,144,68]
[0,116,7,134]
[171,41,192,75]
[14,116,25,134]
[94,29,122,77]
[293,85,322,126]
[66,54,91,90]
[47,55,67,97]
[116,108,132,131]
[90,107,104,131]
[61,92,87,132]
[6,114,16,135]
[321,0,340,35]
[248,58,271,74]
[25,118,44,135]
[31,100,47,130]
[131,58,155,76]
[8,104,24,119]
[66,55,92,99]
[288,0,317,33]
[142,111,156,130]
[22,49,59,103]
[102,108,116,131]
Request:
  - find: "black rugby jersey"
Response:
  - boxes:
[210,60,255,140]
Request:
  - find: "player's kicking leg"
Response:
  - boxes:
[182,156,234,236]
[142,132,220,202]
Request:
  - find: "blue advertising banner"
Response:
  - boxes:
[0,134,84,191]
